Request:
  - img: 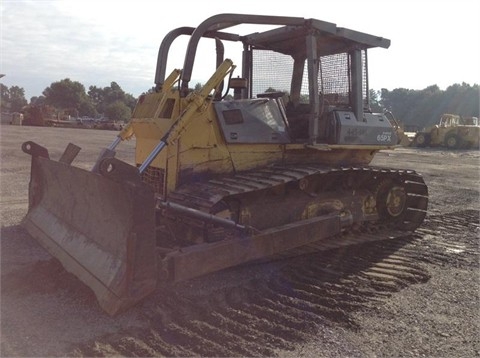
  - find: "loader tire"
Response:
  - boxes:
[445,133,460,149]
[414,133,430,147]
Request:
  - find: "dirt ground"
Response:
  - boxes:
[0,125,479,357]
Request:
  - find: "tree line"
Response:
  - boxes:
[1,79,478,129]
[369,82,479,130]
[1,78,137,125]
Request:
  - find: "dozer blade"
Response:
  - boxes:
[22,142,156,315]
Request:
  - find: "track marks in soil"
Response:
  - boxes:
[0,227,98,307]
[1,257,96,305]
[71,210,479,357]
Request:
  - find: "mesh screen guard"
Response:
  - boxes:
[252,49,368,108]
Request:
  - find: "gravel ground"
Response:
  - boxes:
[1,125,479,357]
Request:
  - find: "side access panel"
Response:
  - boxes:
[332,111,398,145]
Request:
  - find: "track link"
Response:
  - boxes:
[158,164,428,249]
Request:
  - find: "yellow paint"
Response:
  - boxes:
[128,60,387,197]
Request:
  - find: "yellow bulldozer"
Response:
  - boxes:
[413,113,480,149]
[21,14,428,315]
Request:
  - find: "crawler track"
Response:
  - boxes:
[167,165,427,216]
[158,165,427,247]
[71,210,478,357]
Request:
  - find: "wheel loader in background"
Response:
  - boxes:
[22,14,428,315]
[383,110,413,146]
[413,113,480,149]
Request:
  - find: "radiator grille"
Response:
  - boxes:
[140,166,165,196]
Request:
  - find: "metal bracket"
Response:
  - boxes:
[22,141,50,159]
[98,157,142,183]
[59,143,81,165]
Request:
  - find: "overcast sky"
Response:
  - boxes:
[1,0,479,100]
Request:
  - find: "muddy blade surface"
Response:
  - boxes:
[22,156,156,315]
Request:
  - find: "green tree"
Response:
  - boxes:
[369,89,382,112]
[78,100,97,117]
[43,78,90,113]
[0,84,10,112]
[104,100,132,122]
[0,84,28,112]
[378,83,479,129]
[87,85,104,110]
[30,95,47,106]
[88,82,136,116]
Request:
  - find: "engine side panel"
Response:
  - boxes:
[215,99,290,144]
[333,111,398,145]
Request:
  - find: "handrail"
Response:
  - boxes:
[180,14,306,95]
[154,26,240,89]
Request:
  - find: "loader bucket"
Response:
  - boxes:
[21,142,157,315]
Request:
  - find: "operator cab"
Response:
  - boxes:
[154,14,397,147]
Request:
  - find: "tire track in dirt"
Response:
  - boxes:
[71,210,478,357]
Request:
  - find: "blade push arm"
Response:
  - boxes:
[138,59,235,174]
